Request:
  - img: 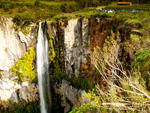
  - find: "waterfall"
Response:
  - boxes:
[36,22,51,113]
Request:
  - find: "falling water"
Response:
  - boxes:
[37,22,51,113]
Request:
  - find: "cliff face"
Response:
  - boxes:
[0,17,36,74]
[48,18,119,78]
[0,17,38,109]
[0,16,146,112]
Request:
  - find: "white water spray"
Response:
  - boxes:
[37,22,51,113]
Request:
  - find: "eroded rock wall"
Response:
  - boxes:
[0,16,139,112]
[0,17,38,107]
[0,17,36,74]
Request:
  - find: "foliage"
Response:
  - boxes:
[48,36,56,62]
[0,100,40,113]
[114,11,150,37]
[11,47,37,83]
[13,13,34,26]
[106,4,150,11]
[69,76,93,90]
[34,0,40,6]
[70,33,150,113]
[51,10,114,21]
[51,60,92,90]
[132,48,150,72]
[0,0,80,24]
[69,103,97,113]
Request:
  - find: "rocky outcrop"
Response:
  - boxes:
[0,17,36,73]
[0,17,38,108]
[0,78,38,104]
[64,19,90,77]
[54,80,88,113]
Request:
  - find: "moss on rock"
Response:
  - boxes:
[11,47,37,83]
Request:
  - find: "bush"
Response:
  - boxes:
[34,0,40,6]
[11,47,37,83]
[132,48,150,72]
[1,3,13,11]
[0,100,40,113]
[70,34,150,113]
[60,4,66,12]
[18,7,26,13]
[13,13,34,26]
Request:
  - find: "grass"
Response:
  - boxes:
[40,1,76,6]
[0,0,80,25]
[113,11,150,37]
[0,1,150,37]
[106,3,150,11]
[49,10,114,22]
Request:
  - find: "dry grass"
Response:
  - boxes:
[88,33,150,113]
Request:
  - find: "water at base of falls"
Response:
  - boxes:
[37,22,51,113]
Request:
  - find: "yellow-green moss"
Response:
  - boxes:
[11,47,36,83]
[49,36,56,62]
[21,25,31,35]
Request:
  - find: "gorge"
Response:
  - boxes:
[0,12,150,113]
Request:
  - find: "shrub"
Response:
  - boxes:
[13,13,34,26]
[11,47,37,83]
[2,3,13,11]
[60,4,66,13]
[18,7,26,13]
[70,103,97,113]
[132,48,150,72]
[34,0,40,6]
[70,33,150,113]
[0,100,40,113]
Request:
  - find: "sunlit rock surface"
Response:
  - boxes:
[64,19,90,77]
[0,78,21,102]
[0,17,35,71]
[0,78,38,103]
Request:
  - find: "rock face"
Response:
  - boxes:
[0,17,35,72]
[0,78,21,102]
[0,16,143,112]
[54,80,88,113]
[0,17,38,108]
[0,78,38,103]
[64,18,91,77]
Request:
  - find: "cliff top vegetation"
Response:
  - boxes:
[0,0,150,22]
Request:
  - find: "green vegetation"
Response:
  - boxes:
[0,0,80,26]
[11,47,37,83]
[50,10,114,22]
[70,103,97,113]
[51,58,92,90]
[0,100,40,113]
[132,49,150,72]
[113,11,150,37]
[70,32,150,113]
[106,4,150,11]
